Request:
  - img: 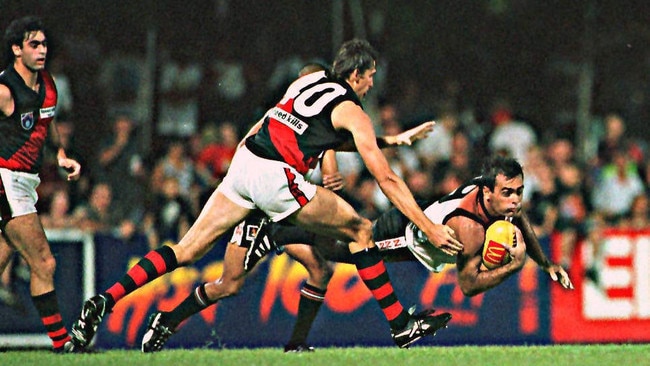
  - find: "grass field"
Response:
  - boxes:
[2,344,649,366]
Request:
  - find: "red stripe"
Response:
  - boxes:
[52,336,71,349]
[42,314,62,326]
[606,287,634,298]
[370,282,393,300]
[145,251,168,274]
[284,168,309,206]
[607,257,633,267]
[357,261,385,281]
[383,302,404,321]
[48,327,68,339]
[129,264,148,286]
[107,283,126,301]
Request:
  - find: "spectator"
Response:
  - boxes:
[596,113,627,166]
[95,113,146,226]
[591,147,644,224]
[195,121,240,187]
[142,176,195,250]
[40,189,80,230]
[415,108,458,171]
[157,48,203,138]
[487,98,537,163]
[619,193,649,230]
[73,183,137,241]
[524,161,560,241]
[151,139,198,209]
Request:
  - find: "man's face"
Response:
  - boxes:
[483,173,524,217]
[14,30,47,72]
[351,64,376,100]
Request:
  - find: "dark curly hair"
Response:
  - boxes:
[3,16,46,67]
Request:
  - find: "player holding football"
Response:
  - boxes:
[140,155,573,352]
[71,39,462,351]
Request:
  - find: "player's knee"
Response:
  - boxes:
[219,277,246,297]
[308,262,334,288]
[30,255,56,280]
[172,245,201,265]
[351,216,373,246]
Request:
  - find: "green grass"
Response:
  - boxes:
[2,344,649,366]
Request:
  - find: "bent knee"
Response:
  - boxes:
[29,255,56,280]
[350,216,373,246]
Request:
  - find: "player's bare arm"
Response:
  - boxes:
[49,121,81,181]
[453,217,526,296]
[334,120,435,151]
[320,150,345,191]
[332,101,462,256]
[0,84,14,117]
[514,211,574,289]
[380,121,435,147]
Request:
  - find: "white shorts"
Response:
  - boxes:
[0,168,40,220]
[217,146,317,222]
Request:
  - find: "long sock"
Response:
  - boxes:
[32,290,71,351]
[287,283,326,346]
[353,246,409,330]
[164,282,213,329]
[103,246,178,309]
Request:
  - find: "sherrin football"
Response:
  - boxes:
[481,220,516,269]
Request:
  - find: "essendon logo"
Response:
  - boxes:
[484,240,507,265]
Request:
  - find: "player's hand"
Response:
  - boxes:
[394,121,435,145]
[505,227,527,268]
[58,158,81,181]
[322,172,345,191]
[424,224,463,257]
[543,263,574,290]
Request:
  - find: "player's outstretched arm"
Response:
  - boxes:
[514,211,574,289]
[333,101,462,256]
[335,121,435,151]
[378,121,435,147]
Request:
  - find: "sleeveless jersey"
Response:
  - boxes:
[0,65,57,173]
[373,178,508,272]
[246,71,358,174]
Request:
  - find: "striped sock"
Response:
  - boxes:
[353,247,409,330]
[32,290,71,351]
[165,282,214,328]
[287,283,326,346]
[104,245,178,308]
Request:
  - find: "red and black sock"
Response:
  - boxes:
[165,282,214,328]
[103,245,178,309]
[32,290,71,351]
[287,282,326,346]
[353,247,409,330]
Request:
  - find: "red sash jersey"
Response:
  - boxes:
[0,65,57,173]
[246,71,358,175]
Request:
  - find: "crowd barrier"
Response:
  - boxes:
[0,228,648,348]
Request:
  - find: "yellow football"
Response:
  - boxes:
[481,220,516,269]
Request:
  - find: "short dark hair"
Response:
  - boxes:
[3,16,46,67]
[478,155,524,191]
[330,39,378,81]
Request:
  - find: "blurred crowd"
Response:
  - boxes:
[2,45,647,305]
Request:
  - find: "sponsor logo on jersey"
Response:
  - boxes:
[376,237,408,250]
[20,112,34,130]
[40,106,56,119]
[270,107,308,135]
